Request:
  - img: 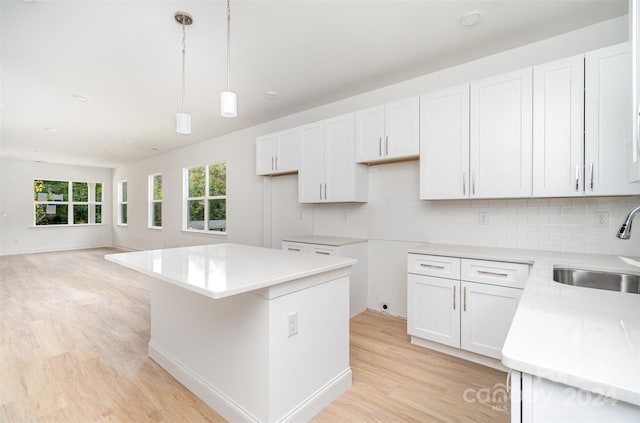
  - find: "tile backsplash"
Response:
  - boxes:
[309,162,640,257]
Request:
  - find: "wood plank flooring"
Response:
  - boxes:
[1,248,509,422]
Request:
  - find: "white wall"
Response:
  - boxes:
[0,158,113,255]
[112,16,639,317]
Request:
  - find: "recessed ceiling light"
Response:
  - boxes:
[264,91,279,101]
[72,93,90,102]
[151,147,160,151]
[461,10,482,27]
[44,127,59,133]
[122,139,134,144]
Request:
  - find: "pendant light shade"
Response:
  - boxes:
[175,11,193,134]
[220,91,237,118]
[176,112,191,134]
[220,0,237,118]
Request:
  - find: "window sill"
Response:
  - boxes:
[181,229,228,237]
[147,226,162,231]
[116,224,128,227]
[31,223,107,229]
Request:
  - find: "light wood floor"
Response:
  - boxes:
[0,248,509,422]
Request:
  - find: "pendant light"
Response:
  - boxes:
[220,0,237,118]
[175,11,193,134]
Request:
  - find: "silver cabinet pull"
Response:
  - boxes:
[453,285,456,310]
[275,156,278,170]
[288,247,301,252]
[419,263,445,269]
[575,164,579,192]
[589,162,594,191]
[324,183,327,199]
[463,286,467,312]
[319,183,323,200]
[477,270,509,277]
[271,156,275,171]
[379,137,382,156]
[462,172,466,196]
[315,251,331,255]
[385,135,389,155]
[471,172,476,196]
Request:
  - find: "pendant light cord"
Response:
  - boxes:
[226,0,231,92]
[181,22,186,113]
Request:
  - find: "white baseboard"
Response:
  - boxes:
[0,243,111,256]
[410,336,508,372]
[149,341,351,423]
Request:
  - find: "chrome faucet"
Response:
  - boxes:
[617,205,640,240]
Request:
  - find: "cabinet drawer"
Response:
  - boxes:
[408,254,461,279]
[461,259,529,289]
[282,242,309,253]
[309,245,339,256]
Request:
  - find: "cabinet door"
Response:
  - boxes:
[460,281,521,359]
[470,68,533,198]
[325,113,365,202]
[355,105,385,163]
[585,43,640,196]
[632,2,640,183]
[256,134,276,176]
[533,55,585,197]
[385,97,419,160]
[275,128,299,174]
[407,274,460,348]
[420,84,470,199]
[298,121,325,203]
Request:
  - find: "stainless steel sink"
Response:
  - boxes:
[553,268,640,294]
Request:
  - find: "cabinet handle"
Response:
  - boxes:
[636,106,640,162]
[324,183,327,199]
[575,164,579,192]
[463,286,467,312]
[419,263,445,269]
[315,251,331,255]
[453,285,456,310]
[275,156,278,170]
[477,270,509,277]
[471,172,476,196]
[462,172,466,196]
[271,156,274,171]
[589,162,594,191]
[506,370,512,393]
[379,137,382,156]
[385,135,389,155]
[288,247,301,252]
[319,183,323,200]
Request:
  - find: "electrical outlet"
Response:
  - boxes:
[380,303,391,315]
[478,212,489,225]
[288,312,298,337]
[594,212,609,228]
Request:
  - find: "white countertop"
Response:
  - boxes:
[282,235,367,246]
[105,243,356,299]
[410,243,640,406]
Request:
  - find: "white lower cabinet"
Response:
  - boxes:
[282,238,367,318]
[408,254,527,364]
[510,371,640,422]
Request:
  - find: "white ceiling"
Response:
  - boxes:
[0,0,628,168]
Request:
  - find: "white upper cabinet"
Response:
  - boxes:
[532,55,585,197]
[255,128,299,176]
[632,1,640,183]
[585,43,640,196]
[299,113,368,203]
[355,97,419,164]
[470,68,533,198]
[420,84,470,200]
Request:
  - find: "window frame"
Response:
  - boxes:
[183,161,227,235]
[148,173,162,229]
[118,180,128,226]
[33,179,103,227]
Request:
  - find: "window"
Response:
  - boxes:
[118,180,128,225]
[149,174,162,228]
[34,179,102,226]
[184,162,226,233]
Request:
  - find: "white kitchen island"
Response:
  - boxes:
[105,243,355,423]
